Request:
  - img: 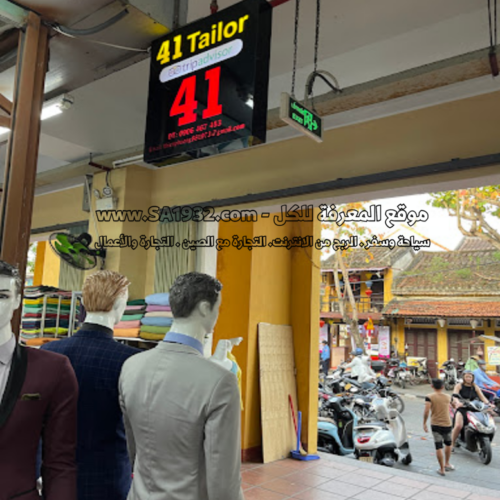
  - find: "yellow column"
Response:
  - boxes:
[290,215,320,452]
[33,242,45,286]
[87,167,154,299]
[214,212,320,460]
[41,243,60,286]
[437,324,448,367]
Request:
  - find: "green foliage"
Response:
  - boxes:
[26,242,37,275]
[428,256,450,271]
[455,268,472,279]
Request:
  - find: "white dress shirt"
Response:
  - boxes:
[0,335,16,402]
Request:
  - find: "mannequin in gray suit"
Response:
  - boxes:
[119,273,244,500]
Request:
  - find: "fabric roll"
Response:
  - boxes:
[119,314,144,322]
[139,325,171,334]
[24,298,72,306]
[139,331,166,341]
[115,320,141,329]
[145,293,170,306]
[22,338,60,347]
[144,311,173,318]
[145,305,171,312]
[141,317,173,327]
[127,299,146,306]
[23,313,70,319]
[124,305,146,311]
[113,328,140,338]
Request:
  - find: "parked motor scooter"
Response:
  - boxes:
[450,396,496,465]
[441,358,458,391]
[318,396,358,456]
[354,397,412,467]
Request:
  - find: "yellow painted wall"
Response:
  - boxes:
[42,243,60,286]
[32,186,88,230]
[214,214,320,455]
[214,220,255,449]
[290,215,320,452]
[437,326,448,366]
[384,269,394,303]
[33,242,45,286]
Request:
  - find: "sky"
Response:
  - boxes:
[320,191,500,259]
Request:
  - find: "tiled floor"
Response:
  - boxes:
[242,453,500,500]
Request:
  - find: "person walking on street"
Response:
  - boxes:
[321,340,330,376]
[423,378,455,477]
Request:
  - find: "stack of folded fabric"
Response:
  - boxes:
[114,299,147,338]
[140,293,173,341]
[21,287,76,342]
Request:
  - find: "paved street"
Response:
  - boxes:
[393,389,500,491]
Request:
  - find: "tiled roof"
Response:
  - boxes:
[456,237,497,252]
[393,250,500,296]
[384,299,500,318]
[320,311,383,321]
[321,246,411,270]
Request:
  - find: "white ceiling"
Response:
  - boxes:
[0,0,489,187]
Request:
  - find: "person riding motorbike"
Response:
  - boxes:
[473,359,500,401]
[451,371,491,449]
[343,348,376,388]
[464,355,480,372]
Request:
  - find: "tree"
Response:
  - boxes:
[428,187,500,251]
[26,242,37,275]
[321,202,385,352]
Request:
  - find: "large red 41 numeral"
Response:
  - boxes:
[169,66,223,127]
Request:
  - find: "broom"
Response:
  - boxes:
[288,395,320,460]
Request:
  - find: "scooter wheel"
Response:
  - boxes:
[402,453,413,465]
[479,439,492,465]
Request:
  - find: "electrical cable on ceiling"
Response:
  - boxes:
[304,0,341,111]
[291,0,300,97]
[52,25,149,53]
[488,0,499,76]
[52,8,129,37]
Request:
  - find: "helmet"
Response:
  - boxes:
[351,348,363,356]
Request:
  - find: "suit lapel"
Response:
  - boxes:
[0,343,28,428]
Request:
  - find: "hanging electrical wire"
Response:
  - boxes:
[290,0,300,97]
[488,0,499,76]
[304,0,341,110]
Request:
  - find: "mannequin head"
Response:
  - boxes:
[0,260,22,345]
[170,272,222,341]
[82,270,130,328]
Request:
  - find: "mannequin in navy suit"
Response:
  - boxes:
[42,271,140,500]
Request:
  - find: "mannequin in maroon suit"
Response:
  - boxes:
[0,261,78,500]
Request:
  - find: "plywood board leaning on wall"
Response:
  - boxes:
[258,322,298,463]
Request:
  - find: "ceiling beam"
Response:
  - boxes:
[31,45,500,189]
[267,45,499,130]
[0,93,12,115]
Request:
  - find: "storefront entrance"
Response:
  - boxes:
[405,328,438,377]
[447,329,475,362]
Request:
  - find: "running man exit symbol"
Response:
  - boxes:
[280,92,323,142]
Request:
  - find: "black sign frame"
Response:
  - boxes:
[144,0,273,164]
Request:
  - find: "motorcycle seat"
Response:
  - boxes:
[318,417,337,425]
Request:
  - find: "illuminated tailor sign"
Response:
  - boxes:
[144,0,273,164]
[280,93,323,143]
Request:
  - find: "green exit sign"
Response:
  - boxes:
[280,93,323,143]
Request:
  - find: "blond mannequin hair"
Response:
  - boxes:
[82,271,130,312]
